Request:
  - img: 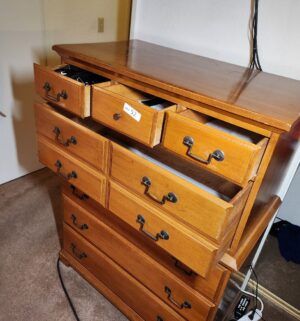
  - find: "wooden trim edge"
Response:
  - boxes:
[232,272,300,320]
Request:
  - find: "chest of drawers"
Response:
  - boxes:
[33,40,300,321]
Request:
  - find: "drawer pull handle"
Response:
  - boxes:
[70,185,89,200]
[164,286,192,310]
[71,243,87,260]
[183,136,225,164]
[71,214,89,230]
[53,127,77,146]
[55,160,77,180]
[136,215,169,241]
[113,113,121,120]
[172,257,194,276]
[141,176,177,205]
[43,82,68,102]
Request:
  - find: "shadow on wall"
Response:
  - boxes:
[10,51,46,174]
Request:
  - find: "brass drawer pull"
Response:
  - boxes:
[113,113,121,120]
[70,185,89,200]
[183,136,225,164]
[71,243,87,260]
[55,160,77,180]
[53,126,77,146]
[172,257,194,276]
[136,215,169,241]
[141,176,177,205]
[164,286,192,310]
[43,82,68,102]
[71,214,89,230]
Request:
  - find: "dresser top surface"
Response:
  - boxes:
[53,40,300,132]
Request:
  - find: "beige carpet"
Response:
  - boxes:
[0,169,127,321]
[0,168,298,321]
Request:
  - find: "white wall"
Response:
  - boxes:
[0,0,45,185]
[131,0,300,225]
[0,0,131,185]
[44,0,131,65]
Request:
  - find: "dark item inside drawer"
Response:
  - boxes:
[55,65,109,86]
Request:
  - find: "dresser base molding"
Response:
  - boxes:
[221,196,281,271]
[59,250,144,321]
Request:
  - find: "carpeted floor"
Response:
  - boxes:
[0,168,299,321]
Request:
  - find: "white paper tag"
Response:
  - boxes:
[123,103,141,122]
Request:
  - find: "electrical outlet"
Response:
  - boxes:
[98,17,104,33]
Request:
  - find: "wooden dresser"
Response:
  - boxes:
[33,40,300,321]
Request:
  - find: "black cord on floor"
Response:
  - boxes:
[57,257,81,321]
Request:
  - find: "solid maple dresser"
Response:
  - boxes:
[33,40,300,321]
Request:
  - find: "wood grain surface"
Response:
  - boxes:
[53,40,300,131]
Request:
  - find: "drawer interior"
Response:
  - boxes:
[108,133,243,204]
[177,109,264,144]
[102,84,175,111]
[54,64,110,86]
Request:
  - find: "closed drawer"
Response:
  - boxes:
[63,182,230,303]
[63,224,186,321]
[63,195,215,321]
[35,103,108,172]
[110,142,252,244]
[37,136,106,204]
[92,84,178,146]
[34,64,110,118]
[109,181,219,278]
[162,110,268,186]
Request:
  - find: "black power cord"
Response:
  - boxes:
[57,257,81,321]
[250,0,263,71]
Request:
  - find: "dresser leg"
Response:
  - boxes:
[59,250,71,267]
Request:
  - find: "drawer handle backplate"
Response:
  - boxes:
[113,113,121,120]
[172,257,194,276]
[70,185,89,200]
[43,82,68,102]
[183,136,225,164]
[164,286,192,310]
[136,215,169,241]
[141,176,177,205]
[71,243,87,260]
[53,126,77,147]
[71,214,89,230]
[55,160,77,180]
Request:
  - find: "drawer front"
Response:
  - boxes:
[109,181,218,278]
[37,136,106,204]
[92,84,177,146]
[35,103,108,172]
[63,195,215,320]
[34,63,90,118]
[63,182,230,303]
[111,142,237,243]
[63,224,186,321]
[162,111,267,186]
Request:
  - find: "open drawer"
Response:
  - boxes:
[34,64,110,118]
[34,103,109,173]
[92,83,178,147]
[162,109,268,186]
[109,141,252,244]
[37,136,106,205]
